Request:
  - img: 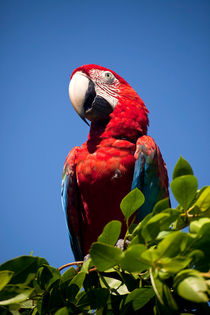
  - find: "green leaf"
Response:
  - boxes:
[125,287,154,311]
[174,270,209,303]
[98,220,121,245]
[193,186,210,212]
[155,231,191,258]
[132,213,153,237]
[19,299,34,309]
[170,175,198,209]
[162,283,178,311]
[0,285,33,305]
[61,267,77,284]
[158,256,191,274]
[77,288,109,309]
[0,256,48,285]
[121,272,140,291]
[66,272,86,302]
[55,307,69,315]
[190,217,210,234]
[86,288,109,308]
[172,156,193,179]
[150,270,178,310]
[152,198,170,215]
[190,224,210,271]
[0,271,14,291]
[100,275,130,295]
[100,276,122,290]
[120,244,149,273]
[69,271,86,289]
[141,209,180,241]
[48,286,67,312]
[90,242,122,271]
[156,230,171,241]
[150,270,164,305]
[80,258,93,273]
[140,248,159,265]
[128,235,139,246]
[120,188,145,222]
[37,264,60,290]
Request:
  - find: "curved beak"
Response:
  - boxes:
[69,72,90,125]
[69,71,113,124]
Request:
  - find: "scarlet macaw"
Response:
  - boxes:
[61,65,169,260]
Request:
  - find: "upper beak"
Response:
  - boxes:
[69,71,113,124]
[69,72,90,125]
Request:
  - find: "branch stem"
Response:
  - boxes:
[58,261,83,271]
[200,272,210,278]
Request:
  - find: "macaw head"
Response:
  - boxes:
[69,64,149,138]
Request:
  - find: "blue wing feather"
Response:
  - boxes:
[131,137,169,221]
[61,148,84,261]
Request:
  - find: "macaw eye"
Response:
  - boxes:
[103,71,115,83]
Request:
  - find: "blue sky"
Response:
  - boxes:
[0,0,209,268]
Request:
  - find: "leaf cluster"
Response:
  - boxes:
[0,157,210,314]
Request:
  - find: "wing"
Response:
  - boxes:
[61,147,85,261]
[131,135,169,221]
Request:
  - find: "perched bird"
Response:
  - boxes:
[61,64,169,260]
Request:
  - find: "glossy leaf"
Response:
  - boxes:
[120,244,149,272]
[152,198,170,215]
[0,271,14,291]
[61,267,77,284]
[190,217,210,234]
[90,242,122,271]
[37,264,60,290]
[140,247,160,265]
[193,186,210,212]
[175,274,208,303]
[162,283,179,311]
[172,156,193,179]
[55,307,69,315]
[69,271,86,289]
[77,288,109,309]
[80,258,93,273]
[66,272,86,302]
[100,276,129,295]
[132,213,153,237]
[0,256,48,285]
[141,209,180,241]
[155,231,191,258]
[120,188,145,222]
[190,225,210,271]
[0,285,34,305]
[98,220,121,245]
[125,287,155,311]
[150,270,164,305]
[151,270,178,310]
[171,175,198,209]
[158,256,191,273]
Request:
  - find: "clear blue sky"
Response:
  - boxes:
[0,0,209,268]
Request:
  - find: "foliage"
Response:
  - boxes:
[0,156,210,314]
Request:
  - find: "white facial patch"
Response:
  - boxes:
[69,71,90,118]
[95,86,118,110]
[89,69,120,110]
